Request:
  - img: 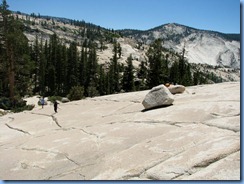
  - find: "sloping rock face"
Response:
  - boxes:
[0,82,240,180]
[142,85,174,110]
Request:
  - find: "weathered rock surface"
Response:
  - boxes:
[0,82,240,180]
[142,85,174,110]
[168,85,186,94]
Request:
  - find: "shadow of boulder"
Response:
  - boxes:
[141,104,173,112]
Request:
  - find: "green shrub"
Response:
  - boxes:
[0,110,6,116]
[0,97,11,110]
[68,86,84,101]
[0,97,34,113]
[87,86,99,98]
[12,104,35,113]
[48,96,62,103]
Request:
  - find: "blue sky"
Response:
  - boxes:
[7,0,240,33]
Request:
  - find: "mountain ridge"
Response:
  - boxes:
[119,23,240,41]
[121,22,240,68]
[13,11,240,82]
[14,11,240,37]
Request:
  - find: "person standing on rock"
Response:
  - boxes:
[54,101,59,113]
[40,97,45,108]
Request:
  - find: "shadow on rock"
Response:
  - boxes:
[141,104,173,112]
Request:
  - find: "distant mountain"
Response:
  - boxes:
[14,11,114,45]
[119,23,240,69]
[119,23,240,43]
[13,11,240,83]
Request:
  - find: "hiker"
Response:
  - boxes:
[54,101,59,113]
[40,97,45,108]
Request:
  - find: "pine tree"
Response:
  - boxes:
[55,42,64,95]
[32,35,40,93]
[0,1,8,96]
[122,54,135,92]
[60,45,68,95]
[67,42,79,90]
[137,60,148,90]
[146,39,165,88]
[39,39,47,96]
[163,54,170,81]
[109,42,121,93]
[0,0,14,98]
[169,61,179,84]
[193,71,199,85]
[117,42,122,58]
[0,0,31,99]
[86,45,98,96]
[46,33,59,95]
[79,47,87,87]
[15,48,33,97]
[97,64,107,95]
[183,64,193,86]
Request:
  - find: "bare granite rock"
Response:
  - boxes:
[168,84,186,94]
[142,85,174,110]
[0,82,240,180]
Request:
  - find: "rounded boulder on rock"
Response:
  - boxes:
[142,84,174,110]
[61,97,70,103]
[168,85,186,94]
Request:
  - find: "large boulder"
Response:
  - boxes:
[168,85,185,94]
[142,84,174,110]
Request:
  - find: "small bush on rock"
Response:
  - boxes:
[48,96,62,103]
[68,86,84,101]
[0,97,34,113]
[0,97,11,110]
